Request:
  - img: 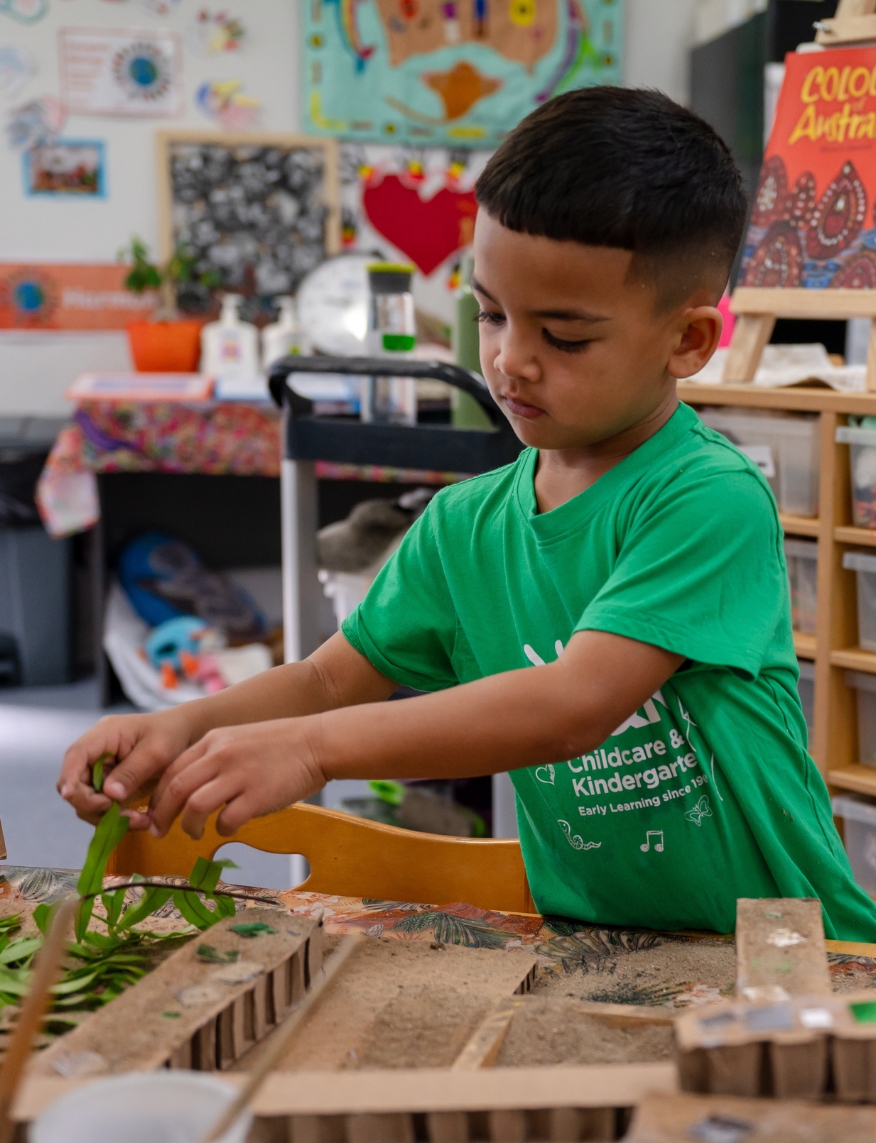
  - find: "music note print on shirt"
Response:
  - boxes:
[640,830,664,853]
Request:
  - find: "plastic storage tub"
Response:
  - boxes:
[797,659,815,738]
[784,539,818,633]
[843,551,876,651]
[837,425,876,528]
[845,670,876,768]
[698,408,820,516]
[831,794,876,897]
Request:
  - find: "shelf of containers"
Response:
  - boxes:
[677,383,876,822]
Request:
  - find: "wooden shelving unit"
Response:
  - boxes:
[678,381,876,802]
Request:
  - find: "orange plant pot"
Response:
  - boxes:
[126,321,203,373]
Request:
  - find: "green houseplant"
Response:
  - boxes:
[120,238,213,373]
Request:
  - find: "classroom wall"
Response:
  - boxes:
[0,0,700,417]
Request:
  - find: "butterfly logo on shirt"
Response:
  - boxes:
[684,795,712,827]
[558,820,601,851]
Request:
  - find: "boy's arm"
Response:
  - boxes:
[147,629,684,840]
[57,632,397,825]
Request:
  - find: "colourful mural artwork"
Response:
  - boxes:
[303,0,621,147]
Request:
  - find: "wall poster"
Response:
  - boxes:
[742,46,876,289]
[59,27,184,118]
[303,0,622,148]
[0,263,155,329]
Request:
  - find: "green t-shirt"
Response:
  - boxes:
[343,402,876,940]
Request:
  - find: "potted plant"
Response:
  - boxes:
[120,238,217,373]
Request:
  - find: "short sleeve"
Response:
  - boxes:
[341,502,459,691]
[575,470,786,677]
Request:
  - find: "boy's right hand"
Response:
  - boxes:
[57,709,195,829]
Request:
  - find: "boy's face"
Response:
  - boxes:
[472,210,721,451]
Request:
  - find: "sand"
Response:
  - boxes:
[535,937,737,1008]
[496,997,675,1066]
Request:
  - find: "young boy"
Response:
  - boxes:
[60,87,876,940]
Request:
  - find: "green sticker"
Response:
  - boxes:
[850,1001,876,1024]
[196,944,240,964]
[230,922,277,939]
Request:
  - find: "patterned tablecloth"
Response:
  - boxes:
[36,401,470,538]
[2,866,874,1005]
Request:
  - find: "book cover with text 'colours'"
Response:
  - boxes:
[742,47,876,290]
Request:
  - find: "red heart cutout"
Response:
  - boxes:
[362,174,477,276]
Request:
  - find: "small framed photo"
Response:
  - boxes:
[23,139,106,198]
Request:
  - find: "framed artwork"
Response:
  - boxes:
[156,130,340,321]
[22,139,106,198]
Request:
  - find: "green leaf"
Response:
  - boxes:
[229,922,277,939]
[196,944,239,964]
[115,886,172,932]
[0,938,41,965]
[172,889,219,931]
[102,885,127,933]
[370,779,405,806]
[32,905,51,937]
[76,802,129,941]
[91,753,113,794]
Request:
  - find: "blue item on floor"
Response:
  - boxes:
[117,532,263,637]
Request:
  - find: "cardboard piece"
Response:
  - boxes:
[31,911,321,1077]
[625,1091,876,1142]
[735,897,831,998]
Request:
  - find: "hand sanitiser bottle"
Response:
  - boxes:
[261,296,302,370]
[200,294,259,381]
[363,263,417,425]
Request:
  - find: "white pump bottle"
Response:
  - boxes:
[200,294,260,380]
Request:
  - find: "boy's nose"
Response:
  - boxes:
[492,331,541,384]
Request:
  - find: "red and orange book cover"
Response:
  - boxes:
[742,47,876,289]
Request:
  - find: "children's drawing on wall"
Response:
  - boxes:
[0,0,47,25]
[23,139,105,198]
[339,143,489,327]
[0,45,35,101]
[186,9,246,56]
[137,0,183,15]
[6,95,64,150]
[196,79,259,130]
[59,27,184,118]
[304,0,621,147]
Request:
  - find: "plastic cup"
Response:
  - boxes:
[29,1070,253,1143]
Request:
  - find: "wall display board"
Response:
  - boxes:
[0,262,155,328]
[59,26,184,118]
[741,46,876,290]
[157,131,340,321]
[303,0,622,148]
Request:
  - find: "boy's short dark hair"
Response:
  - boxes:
[476,87,748,309]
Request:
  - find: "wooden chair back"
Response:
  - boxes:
[107,802,535,914]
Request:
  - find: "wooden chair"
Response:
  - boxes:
[107,802,536,914]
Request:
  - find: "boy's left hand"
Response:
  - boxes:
[147,717,326,840]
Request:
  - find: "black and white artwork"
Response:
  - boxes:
[163,137,338,321]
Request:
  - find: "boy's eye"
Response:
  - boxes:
[543,329,592,354]
[475,309,504,326]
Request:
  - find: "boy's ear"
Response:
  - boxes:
[667,305,722,380]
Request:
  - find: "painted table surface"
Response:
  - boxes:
[2,865,875,1005]
[35,400,469,538]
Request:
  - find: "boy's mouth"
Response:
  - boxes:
[503,396,545,420]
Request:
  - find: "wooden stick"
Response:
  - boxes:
[0,896,78,1143]
[199,935,360,1143]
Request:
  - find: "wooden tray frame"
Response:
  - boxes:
[11,1064,680,1143]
